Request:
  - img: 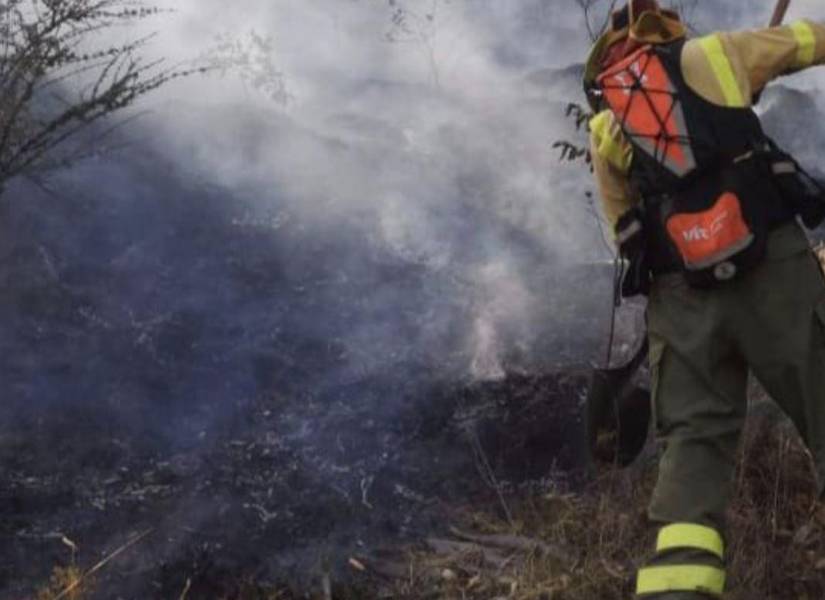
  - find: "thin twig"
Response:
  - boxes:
[52,528,154,600]
[178,577,192,600]
[465,424,515,529]
[321,573,332,600]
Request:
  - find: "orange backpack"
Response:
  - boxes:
[595,41,797,288]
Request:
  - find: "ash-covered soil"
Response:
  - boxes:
[0,369,589,599]
[0,140,607,598]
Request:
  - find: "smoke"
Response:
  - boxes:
[83,0,615,382]
[53,0,824,385]
[5,0,823,477]
[3,2,825,592]
[784,0,825,22]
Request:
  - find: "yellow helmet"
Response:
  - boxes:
[583,0,687,110]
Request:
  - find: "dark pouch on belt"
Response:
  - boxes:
[769,151,825,230]
[658,159,770,288]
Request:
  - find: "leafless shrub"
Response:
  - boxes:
[201,30,291,106]
[384,0,453,88]
[571,0,620,42]
[0,0,204,191]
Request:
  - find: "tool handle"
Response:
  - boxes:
[770,0,792,27]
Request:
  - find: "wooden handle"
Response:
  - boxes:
[770,0,792,26]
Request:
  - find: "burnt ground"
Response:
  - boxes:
[0,366,590,599]
[0,143,607,598]
[3,89,818,599]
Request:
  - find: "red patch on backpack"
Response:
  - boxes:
[666,192,753,269]
[597,46,696,177]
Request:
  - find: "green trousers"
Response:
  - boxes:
[636,222,825,598]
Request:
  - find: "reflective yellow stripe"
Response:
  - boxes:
[657,523,724,560]
[636,565,726,596]
[589,110,632,173]
[790,20,817,68]
[698,34,746,108]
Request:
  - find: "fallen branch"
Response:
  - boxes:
[425,538,510,569]
[449,526,576,565]
[367,558,410,579]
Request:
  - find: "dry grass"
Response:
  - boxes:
[35,566,90,600]
[387,412,825,600]
[34,530,152,600]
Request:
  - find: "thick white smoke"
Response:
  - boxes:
[72,0,825,379]
[97,0,605,379]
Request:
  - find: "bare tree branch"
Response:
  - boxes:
[0,0,207,192]
[384,0,451,88]
[571,0,620,42]
[200,30,291,105]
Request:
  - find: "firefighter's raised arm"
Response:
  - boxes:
[687,20,825,106]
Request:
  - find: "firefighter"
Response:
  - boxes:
[583,0,825,597]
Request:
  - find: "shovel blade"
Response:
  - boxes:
[586,346,652,468]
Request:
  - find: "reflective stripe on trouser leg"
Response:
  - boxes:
[656,523,724,560]
[636,522,726,597]
[636,564,725,596]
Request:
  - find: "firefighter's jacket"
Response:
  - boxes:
[590,20,825,229]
